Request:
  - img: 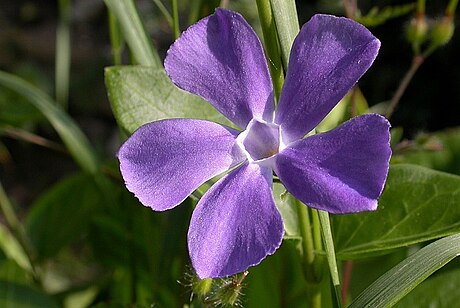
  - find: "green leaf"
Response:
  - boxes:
[395,268,460,307]
[104,0,162,67]
[349,233,460,308]
[105,66,233,134]
[273,183,299,236]
[0,71,98,174]
[355,4,415,27]
[0,281,59,308]
[334,164,460,259]
[25,173,102,260]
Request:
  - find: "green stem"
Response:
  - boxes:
[297,201,322,308]
[318,210,342,307]
[171,0,180,39]
[385,55,424,119]
[152,0,173,27]
[108,11,124,65]
[0,181,40,282]
[416,0,425,15]
[256,0,284,101]
[104,0,162,67]
[269,0,299,69]
[446,0,459,16]
[56,0,71,108]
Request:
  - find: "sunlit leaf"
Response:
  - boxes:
[334,164,460,259]
[105,66,233,134]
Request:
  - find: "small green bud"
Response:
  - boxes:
[407,17,428,46]
[210,272,247,306]
[192,277,213,298]
[431,16,455,47]
[215,279,243,306]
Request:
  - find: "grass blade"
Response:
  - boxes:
[349,233,460,307]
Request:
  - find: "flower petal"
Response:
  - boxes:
[164,8,274,129]
[188,163,284,278]
[275,14,380,143]
[118,119,245,211]
[275,114,391,214]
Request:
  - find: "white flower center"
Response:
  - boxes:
[236,119,284,163]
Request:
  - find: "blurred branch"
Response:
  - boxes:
[385,55,424,119]
[0,125,67,153]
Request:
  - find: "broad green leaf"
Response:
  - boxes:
[25,173,102,260]
[105,66,233,134]
[269,0,299,68]
[395,268,460,307]
[349,233,460,308]
[334,164,460,259]
[104,0,162,67]
[0,281,59,308]
[0,71,98,174]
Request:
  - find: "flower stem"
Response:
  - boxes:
[318,210,342,307]
[171,0,180,39]
[297,201,322,308]
[256,0,284,101]
[385,55,424,119]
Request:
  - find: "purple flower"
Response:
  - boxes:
[118,9,391,278]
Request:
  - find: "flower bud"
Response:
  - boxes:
[215,278,243,306]
[431,16,455,47]
[191,277,213,299]
[406,16,428,47]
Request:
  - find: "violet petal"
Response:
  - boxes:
[118,119,245,211]
[275,114,391,214]
[275,14,380,143]
[164,8,274,129]
[188,163,284,278]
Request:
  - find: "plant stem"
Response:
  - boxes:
[108,11,124,65]
[0,126,66,153]
[385,55,424,119]
[152,0,173,27]
[318,210,342,307]
[297,201,322,308]
[0,181,40,283]
[341,260,353,305]
[256,0,284,101]
[56,0,71,108]
[171,0,180,39]
[446,0,459,17]
[269,0,299,69]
